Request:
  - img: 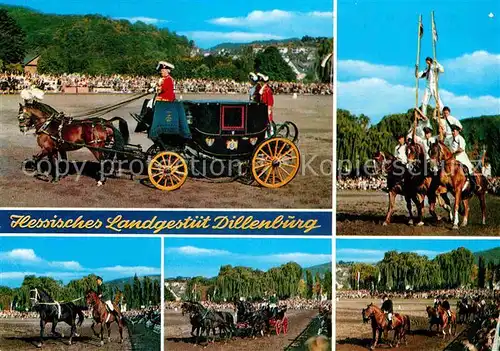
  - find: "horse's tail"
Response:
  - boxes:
[109,117,130,144]
[405,315,411,332]
[113,291,122,306]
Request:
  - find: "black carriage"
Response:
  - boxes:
[134,99,301,191]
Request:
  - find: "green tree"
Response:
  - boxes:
[0,9,26,65]
[478,256,486,288]
[254,46,296,82]
[305,270,313,299]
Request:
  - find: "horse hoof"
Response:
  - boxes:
[452,224,459,230]
[97,180,103,187]
[36,343,42,348]
[382,222,388,226]
[75,333,80,337]
[436,216,442,221]
[68,341,72,345]
[100,340,104,346]
[416,221,424,227]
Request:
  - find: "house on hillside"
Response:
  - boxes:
[23,55,40,74]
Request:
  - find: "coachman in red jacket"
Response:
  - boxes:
[155,61,176,101]
[257,73,274,122]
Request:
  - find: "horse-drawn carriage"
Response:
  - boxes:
[18,91,301,191]
[134,99,301,190]
[235,300,288,336]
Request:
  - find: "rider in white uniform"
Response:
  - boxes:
[416,57,444,116]
[439,106,463,140]
[421,127,437,161]
[394,134,408,165]
[445,125,474,174]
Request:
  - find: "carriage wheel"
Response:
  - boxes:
[284,121,299,143]
[275,320,281,335]
[251,137,300,188]
[148,151,188,191]
[282,316,288,334]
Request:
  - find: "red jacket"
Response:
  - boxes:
[157,75,175,101]
[260,84,274,121]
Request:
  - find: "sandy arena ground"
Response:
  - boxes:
[336,298,466,351]
[337,190,500,235]
[0,318,132,350]
[165,308,317,350]
[0,94,332,208]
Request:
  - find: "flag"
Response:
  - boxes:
[419,21,424,38]
[432,16,438,42]
[357,271,360,284]
[378,271,381,283]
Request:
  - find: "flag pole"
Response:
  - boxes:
[431,11,443,140]
[414,14,423,141]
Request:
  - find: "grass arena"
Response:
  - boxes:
[0,93,332,208]
[336,298,471,351]
[0,317,132,350]
[165,308,318,350]
[336,190,500,235]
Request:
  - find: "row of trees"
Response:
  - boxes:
[169,262,332,302]
[344,248,500,291]
[337,108,500,176]
[0,274,160,311]
[0,6,333,82]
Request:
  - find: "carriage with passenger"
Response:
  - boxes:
[234,300,289,336]
[18,89,300,190]
[133,98,301,191]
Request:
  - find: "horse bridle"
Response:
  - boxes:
[18,106,35,133]
[30,288,40,305]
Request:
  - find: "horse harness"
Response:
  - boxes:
[30,288,82,319]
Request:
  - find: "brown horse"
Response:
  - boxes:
[373,150,424,226]
[428,141,487,229]
[18,100,129,185]
[362,303,410,349]
[85,290,124,346]
[406,141,453,223]
[426,306,456,339]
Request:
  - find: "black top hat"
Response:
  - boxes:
[451,124,461,131]
[96,276,103,281]
[423,127,433,134]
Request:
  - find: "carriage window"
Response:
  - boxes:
[221,106,245,131]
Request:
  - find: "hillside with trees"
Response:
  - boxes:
[0,5,332,82]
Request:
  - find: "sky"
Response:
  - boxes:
[0,237,161,288]
[165,238,332,278]
[338,0,500,123]
[1,0,333,48]
[336,238,500,263]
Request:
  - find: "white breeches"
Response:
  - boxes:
[422,86,443,114]
[105,300,114,311]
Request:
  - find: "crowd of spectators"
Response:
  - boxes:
[0,73,333,95]
[336,176,386,191]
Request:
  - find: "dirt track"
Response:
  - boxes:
[165,309,317,350]
[0,318,131,350]
[336,190,500,235]
[336,298,466,351]
[0,93,332,208]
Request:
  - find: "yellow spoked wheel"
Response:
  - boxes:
[148,151,188,191]
[251,137,300,188]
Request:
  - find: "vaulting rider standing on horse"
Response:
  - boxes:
[96,276,122,321]
[415,56,444,118]
[381,295,394,329]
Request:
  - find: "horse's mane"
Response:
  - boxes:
[37,288,54,302]
[29,100,59,116]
